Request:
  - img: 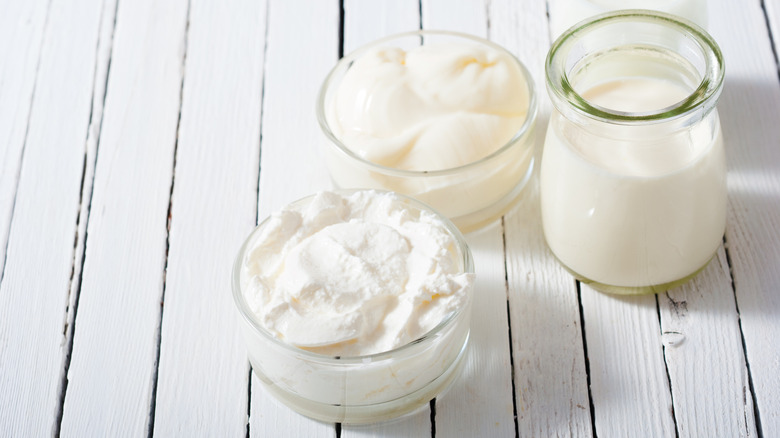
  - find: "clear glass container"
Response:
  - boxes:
[317,31,538,233]
[232,190,475,424]
[541,10,726,294]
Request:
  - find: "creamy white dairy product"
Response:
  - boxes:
[240,190,473,356]
[320,34,537,230]
[550,0,707,38]
[328,43,528,171]
[233,190,475,423]
[541,76,727,287]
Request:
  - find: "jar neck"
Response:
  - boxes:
[546,9,724,128]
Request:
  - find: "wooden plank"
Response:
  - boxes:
[343,0,419,53]
[0,0,109,434]
[492,0,593,434]
[249,0,339,435]
[766,0,780,64]
[580,289,676,437]
[0,0,49,276]
[255,0,336,219]
[659,247,757,437]
[421,0,487,37]
[58,0,189,435]
[419,2,517,436]
[150,0,267,435]
[504,183,593,438]
[710,1,780,435]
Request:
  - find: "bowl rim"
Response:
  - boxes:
[316,29,538,177]
[231,189,475,364]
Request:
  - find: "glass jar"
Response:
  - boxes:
[540,10,726,294]
[317,31,538,233]
[232,190,475,423]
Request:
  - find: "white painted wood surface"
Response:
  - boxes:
[0,0,49,277]
[59,0,189,435]
[1,0,779,436]
[151,0,266,435]
[0,0,108,435]
[660,247,756,437]
[710,0,780,435]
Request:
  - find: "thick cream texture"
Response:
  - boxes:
[541,77,726,287]
[241,191,473,356]
[329,43,529,171]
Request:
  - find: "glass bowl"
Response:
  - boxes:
[232,189,475,424]
[317,30,538,233]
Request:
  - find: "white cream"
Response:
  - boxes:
[549,0,708,38]
[240,190,473,356]
[541,76,727,287]
[329,43,528,171]
[322,39,536,228]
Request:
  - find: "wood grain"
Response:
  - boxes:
[0,0,109,434]
[660,248,757,437]
[580,289,676,437]
[59,0,189,435]
[249,0,339,435]
[0,0,49,277]
[711,0,780,435]
[151,0,267,435]
[493,0,594,435]
[343,0,419,53]
[254,0,336,219]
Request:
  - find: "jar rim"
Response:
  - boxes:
[231,189,475,364]
[545,9,725,124]
[316,29,538,177]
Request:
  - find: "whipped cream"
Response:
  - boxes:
[240,190,473,356]
[327,43,529,171]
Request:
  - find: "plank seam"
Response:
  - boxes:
[146,0,192,436]
[760,0,780,82]
[724,234,764,438]
[500,217,520,438]
[418,0,423,30]
[485,0,491,40]
[656,294,680,438]
[429,398,436,438]
[247,1,270,434]
[338,0,345,59]
[245,369,252,438]
[53,1,120,435]
[0,0,54,290]
[253,0,271,228]
[576,281,598,438]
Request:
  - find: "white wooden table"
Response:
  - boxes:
[1,0,779,436]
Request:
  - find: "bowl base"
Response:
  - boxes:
[252,332,470,425]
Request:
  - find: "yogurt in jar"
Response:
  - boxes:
[542,11,726,293]
[541,77,726,288]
